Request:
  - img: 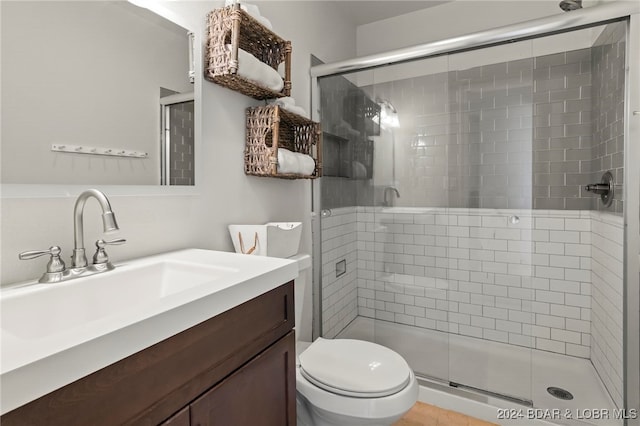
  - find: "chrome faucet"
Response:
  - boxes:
[19,189,126,283]
[383,186,400,207]
[71,189,120,268]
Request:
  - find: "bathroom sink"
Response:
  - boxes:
[0,249,298,414]
[2,260,237,340]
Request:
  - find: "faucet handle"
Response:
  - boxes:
[92,238,126,265]
[19,246,66,273]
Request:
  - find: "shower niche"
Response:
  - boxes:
[321,85,377,179]
[342,90,381,137]
[322,133,374,180]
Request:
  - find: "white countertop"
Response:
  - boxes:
[0,249,298,415]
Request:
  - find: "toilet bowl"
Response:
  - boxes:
[291,254,418,426]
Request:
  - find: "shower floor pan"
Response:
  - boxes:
[337,316,619,426]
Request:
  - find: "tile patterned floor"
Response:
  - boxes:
[394,402,499,426]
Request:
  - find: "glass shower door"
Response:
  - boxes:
[365,56,454,385]
[316,58,454,385]
[316,68,378,342]
[366,58,452,384]
[443,41,536,405]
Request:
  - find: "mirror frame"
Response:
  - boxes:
[1,1,201,199]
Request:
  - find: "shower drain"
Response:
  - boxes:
[547,387,574,400]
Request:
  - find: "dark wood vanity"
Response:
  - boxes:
[1,282,296,426]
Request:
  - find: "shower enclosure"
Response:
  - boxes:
[311,4,639,425]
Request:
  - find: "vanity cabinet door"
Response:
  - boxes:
[190,331,296,426]
[160,407,190,426]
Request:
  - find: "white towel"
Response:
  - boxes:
[268,96,309,118]
[225,0,273,29]
[351,161,368,179]
[334,119,360,138]
[226,44,284,92]
[297,152,316,175]
[276,148,298,174]
[277,148,315,175]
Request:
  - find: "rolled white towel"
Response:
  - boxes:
[277,148,315,175]
[295,152,316,175]
[275,96,296,107]
[351,161,367,179]
[277,148,298,174]
[334,119,360,137]
[226,44,284,92]
[225,0,273,29]
[268,96,309,118]
[283,104,308,118]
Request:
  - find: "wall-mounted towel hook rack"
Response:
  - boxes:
[51,144,148,159]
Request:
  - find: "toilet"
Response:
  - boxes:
[290,254,418,426]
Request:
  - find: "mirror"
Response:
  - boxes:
[1,1,195,186]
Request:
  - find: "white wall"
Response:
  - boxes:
[0,0,357,315]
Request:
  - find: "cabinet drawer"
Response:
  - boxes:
[190,331,296,426]
[1,281,294,426]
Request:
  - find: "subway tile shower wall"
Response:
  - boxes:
[348,31,625,214]
[320,207,623,406]
[591,23,626,214]
[321,208,359,338]
[355,207,623,407]
[590,211,624,407]
[356,207,592,358]
[368,48,596,211]
[532,49,593,211]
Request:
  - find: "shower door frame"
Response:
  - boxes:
[311,3,640,423]
[623,13,640,426]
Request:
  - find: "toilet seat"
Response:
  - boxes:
[296,367,418,422]
[298,338,411,398]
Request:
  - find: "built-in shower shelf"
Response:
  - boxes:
[322,132,373,180]
[51,144,148,158]
[323,132,351,178]
[323,132,349,143]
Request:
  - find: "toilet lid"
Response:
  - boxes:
[299,338,411,397]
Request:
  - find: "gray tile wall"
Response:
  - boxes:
[318,32,626,214]
[532,49,593,210]
[169,101,195,186]
[381,72,453,207]
[359,48,595,210]
[449,59,536,209]
[591,22,626,215]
